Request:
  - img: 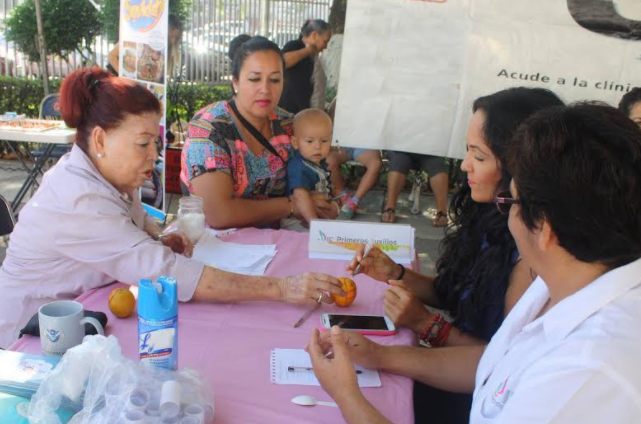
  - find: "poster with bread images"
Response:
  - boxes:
[119,0,168,212]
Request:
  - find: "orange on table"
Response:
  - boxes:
[108,288,136,318]
[331,277,357,307]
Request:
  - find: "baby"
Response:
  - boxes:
[282,108,337,231]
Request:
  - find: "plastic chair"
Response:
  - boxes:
[32,94,72,162]
[39,94,61,120]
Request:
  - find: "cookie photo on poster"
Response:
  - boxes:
[137,43,165,84]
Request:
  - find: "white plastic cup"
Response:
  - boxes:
[160,416,181,424]
[160,380,182,418]
[146,398,161,417]
[104,376,121,407]
[181,416,200,424]
[183,404,204,424]
[123,409,147,424]
[127,387,150,411]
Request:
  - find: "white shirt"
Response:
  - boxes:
[0,145,204,348]
[471,257,641,423]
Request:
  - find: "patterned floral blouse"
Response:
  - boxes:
[180,101,293,199]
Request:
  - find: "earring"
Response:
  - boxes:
[97,153,103,158]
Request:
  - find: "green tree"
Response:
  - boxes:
[100,0,191,44]
[5,0,101,64]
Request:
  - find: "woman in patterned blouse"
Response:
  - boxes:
[181,36,337,228]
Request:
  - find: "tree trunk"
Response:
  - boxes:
[329,0,348,34]
[34,0,50,95]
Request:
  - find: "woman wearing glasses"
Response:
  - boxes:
[346,87,563,423]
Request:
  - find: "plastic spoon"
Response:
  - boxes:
[291,395,338,408]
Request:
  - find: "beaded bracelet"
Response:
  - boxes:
[419,314,452,347]
[419,319,437,342]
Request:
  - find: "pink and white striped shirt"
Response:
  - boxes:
[0,145,204,348]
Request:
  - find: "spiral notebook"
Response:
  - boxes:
[270,349,381,387]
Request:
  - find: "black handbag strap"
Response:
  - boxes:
[228,99,284,162]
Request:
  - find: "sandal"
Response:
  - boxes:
[381,208,396,223]
[433,211,448,227]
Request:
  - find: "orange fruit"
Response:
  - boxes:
[331,277,357,307]
[108,288,136,318]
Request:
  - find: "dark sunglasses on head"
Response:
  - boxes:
[494,190,520,214]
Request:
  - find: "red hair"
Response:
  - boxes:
[59,67,161,152]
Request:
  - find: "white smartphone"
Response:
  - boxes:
[320,313,397,336]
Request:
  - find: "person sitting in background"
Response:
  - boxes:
[279,19,332,114]
[282,109,338,231]
[382,151,450,226]
[180,36,337,229]
[325,97,383,219]
[618,87,641,128]
[310,102,641,424]
[0,67,344,349]
[347,87,564,424]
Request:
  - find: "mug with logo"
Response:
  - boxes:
[38,300,104,355]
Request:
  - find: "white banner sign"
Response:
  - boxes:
[334,0,641,159]
[119,0,168,211]
[309,220,415,264]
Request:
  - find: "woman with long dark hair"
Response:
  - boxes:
[347,86,564,423]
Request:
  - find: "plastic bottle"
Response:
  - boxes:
[138,276,178,370]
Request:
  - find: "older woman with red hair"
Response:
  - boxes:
[0,67,343,348]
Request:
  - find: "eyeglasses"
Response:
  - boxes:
[494,191,520,214]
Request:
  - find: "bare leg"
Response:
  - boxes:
[326,149,350,196]
[382,171,407,222]
[429,172,449,226]
[353,150,383,201]
[385,171,407,210]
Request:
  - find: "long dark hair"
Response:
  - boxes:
[433,87,564,341]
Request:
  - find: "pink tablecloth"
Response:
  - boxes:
[11,228,416,424]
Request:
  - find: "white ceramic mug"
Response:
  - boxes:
[38,300,104,355]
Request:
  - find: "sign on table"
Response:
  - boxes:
[308,220,415,264]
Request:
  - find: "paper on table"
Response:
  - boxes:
[270,349,381,388]
[192,230,277,276]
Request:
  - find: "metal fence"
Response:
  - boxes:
[184,0,331,82]
[0,0,332,83]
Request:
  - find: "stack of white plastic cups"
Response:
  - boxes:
[118,379,211,424]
